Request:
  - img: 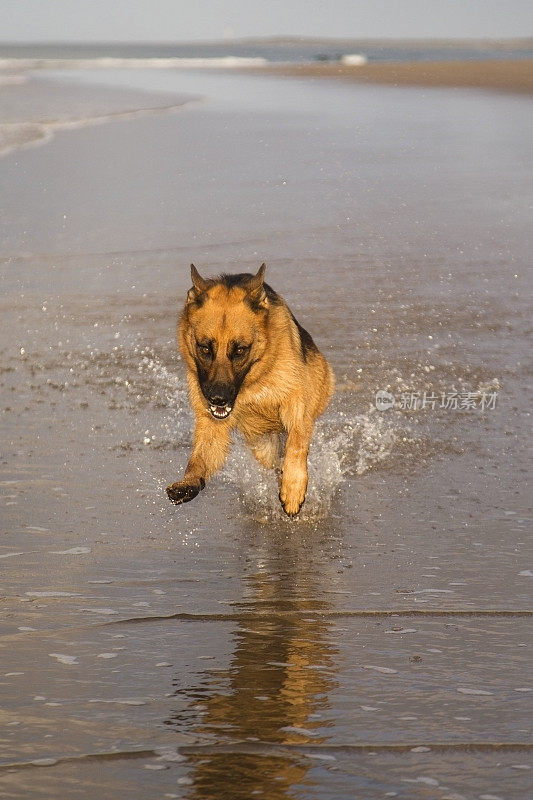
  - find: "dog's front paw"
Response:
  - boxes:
[279,484,306,518]
[166,478,205,505]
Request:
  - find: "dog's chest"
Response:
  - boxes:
[234,399,284,437]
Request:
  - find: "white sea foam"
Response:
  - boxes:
[79,607,119,615]
[49,653,78,665]
[0,56,268,72]
[402,776,438,786]
[340,54,368,66]
[385,627,417,634]
[362,665,398,674]
[26,591,81,597]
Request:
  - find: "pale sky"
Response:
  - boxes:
[0,0,532,42]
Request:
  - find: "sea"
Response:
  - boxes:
[0,36,532,71]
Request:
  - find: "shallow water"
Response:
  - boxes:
[0,68,531,798]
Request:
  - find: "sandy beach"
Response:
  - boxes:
[250,58,533,93]
[0,66,532,798]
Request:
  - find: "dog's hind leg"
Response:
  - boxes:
[166,416,231,504]
[246,431,282,471]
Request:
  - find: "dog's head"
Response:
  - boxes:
[180,263,271,419]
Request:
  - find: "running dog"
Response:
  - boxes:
[166,264,334,516]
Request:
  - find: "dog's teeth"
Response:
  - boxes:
[209,404,232,418]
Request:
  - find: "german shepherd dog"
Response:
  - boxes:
[166,264,334,516]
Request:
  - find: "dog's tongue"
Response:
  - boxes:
[215,406,225,414]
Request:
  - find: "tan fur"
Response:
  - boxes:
[166,264,334,516]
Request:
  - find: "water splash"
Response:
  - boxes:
[353,409,398,476]
[220,406,401,522]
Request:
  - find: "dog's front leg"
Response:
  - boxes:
[279,408,313,517]
[166,415,230,505]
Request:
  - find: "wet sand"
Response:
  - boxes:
[0,69,532,798]
[247,58,533,93]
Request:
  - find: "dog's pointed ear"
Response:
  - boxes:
[187,263,208,304]
[248,263,266,291]
[246,263,268,310]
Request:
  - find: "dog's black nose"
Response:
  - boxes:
[208,394,230,406]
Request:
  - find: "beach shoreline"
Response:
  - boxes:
[0,73,197,156]
[241,58,533,94]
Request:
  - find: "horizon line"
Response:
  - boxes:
[1,34,532,46]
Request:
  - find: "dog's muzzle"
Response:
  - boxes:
[205,386,236,420]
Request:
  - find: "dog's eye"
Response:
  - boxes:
[233,345,249,359]
[234,346,245,356]
[198,344,211,357]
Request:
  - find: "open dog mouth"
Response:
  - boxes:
[209,404,233,419]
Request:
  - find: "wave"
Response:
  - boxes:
[0,100,195,158]
[0,56,269,71]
